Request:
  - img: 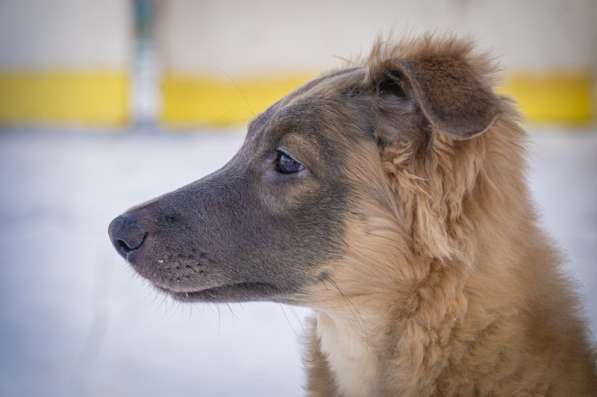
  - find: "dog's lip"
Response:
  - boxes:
[155,282,280,302]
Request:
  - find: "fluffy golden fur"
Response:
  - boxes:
[302,36,597,396]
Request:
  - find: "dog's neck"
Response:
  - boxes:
[316,309,385,397]
[314,252,475,397]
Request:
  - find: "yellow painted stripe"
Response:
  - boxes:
[162,70,594,127]
[0,70,592,127]
[499,71,593,124]
[0,70,129,126]
[161,73,314,127]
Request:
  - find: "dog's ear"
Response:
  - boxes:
[371,50,500,141]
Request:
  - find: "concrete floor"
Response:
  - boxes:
[0,126,595,397]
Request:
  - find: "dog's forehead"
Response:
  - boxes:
[247,67,367,143]
[246,102,318,145]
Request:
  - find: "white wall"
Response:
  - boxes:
[158,0,597,75]
[1,1,593,85]
[0,0,132,70]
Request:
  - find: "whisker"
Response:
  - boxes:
[224,303,238,319]
[279,304,300,337]
[323,278,369,345]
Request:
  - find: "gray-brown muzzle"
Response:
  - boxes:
[108,146,348,304]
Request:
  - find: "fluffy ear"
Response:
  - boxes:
[369,39,501,140]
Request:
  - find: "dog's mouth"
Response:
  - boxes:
[155,282,282,303]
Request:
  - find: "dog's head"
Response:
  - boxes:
[109,36,510,307]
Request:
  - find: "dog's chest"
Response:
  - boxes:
[317,313,380,397]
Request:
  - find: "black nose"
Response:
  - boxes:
[108,214,148,259]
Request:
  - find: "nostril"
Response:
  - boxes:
[109,214,148,259]
[117,239,133,253]
[115,232,147,256]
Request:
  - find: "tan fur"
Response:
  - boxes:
[302,36,597,396]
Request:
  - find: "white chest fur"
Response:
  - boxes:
[316,312,380,397]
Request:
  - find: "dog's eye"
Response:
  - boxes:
[275,150,304,174]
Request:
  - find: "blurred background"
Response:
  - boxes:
[0,1,595,396]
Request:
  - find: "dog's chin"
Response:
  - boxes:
[155,282,285,303]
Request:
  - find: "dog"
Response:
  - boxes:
[109,35,597,396]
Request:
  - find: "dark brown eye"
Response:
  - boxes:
[275,150,304,174]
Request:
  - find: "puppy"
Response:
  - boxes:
[109,35,597,396]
